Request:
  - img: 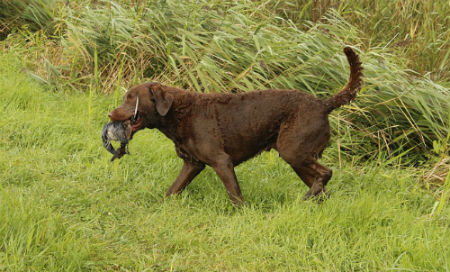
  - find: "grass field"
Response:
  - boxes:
[1,0,450,271]
[1,48,450,271]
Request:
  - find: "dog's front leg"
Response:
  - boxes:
[211,156,244,205]
[166,161,205,196]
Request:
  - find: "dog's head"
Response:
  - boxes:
[108,82,173,134]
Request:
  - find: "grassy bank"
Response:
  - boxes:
[1,48,450,271]
[2,0,449,81]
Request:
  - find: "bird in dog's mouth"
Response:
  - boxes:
[102,97,140,161]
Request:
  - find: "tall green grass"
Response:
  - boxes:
[3,0,449,79]
[2,0,450,161]
[1,51,449,271]
[0,0,63,39]
[273,0,450,81]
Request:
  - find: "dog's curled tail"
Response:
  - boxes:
[324,47,363,113]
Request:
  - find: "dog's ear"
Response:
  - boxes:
[149,83,173,116]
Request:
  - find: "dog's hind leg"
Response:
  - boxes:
[278,152,314,188]
[276,112,332,200]
[297,160,332,199]
[166,161,205,196]
[280,154,331,200]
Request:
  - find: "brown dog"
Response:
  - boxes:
[108,47,362,204]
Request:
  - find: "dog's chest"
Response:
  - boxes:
[174,143,201,164]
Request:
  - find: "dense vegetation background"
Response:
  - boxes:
[1,0,449,271]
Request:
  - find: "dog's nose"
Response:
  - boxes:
[108,111,115,120]
[108,107,132,121]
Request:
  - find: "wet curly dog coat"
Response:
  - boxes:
[108,47,363,204]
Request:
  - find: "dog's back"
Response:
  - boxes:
[181,46,362,165]
[197,90,325,163]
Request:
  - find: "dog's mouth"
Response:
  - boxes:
[130,111,143,132]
